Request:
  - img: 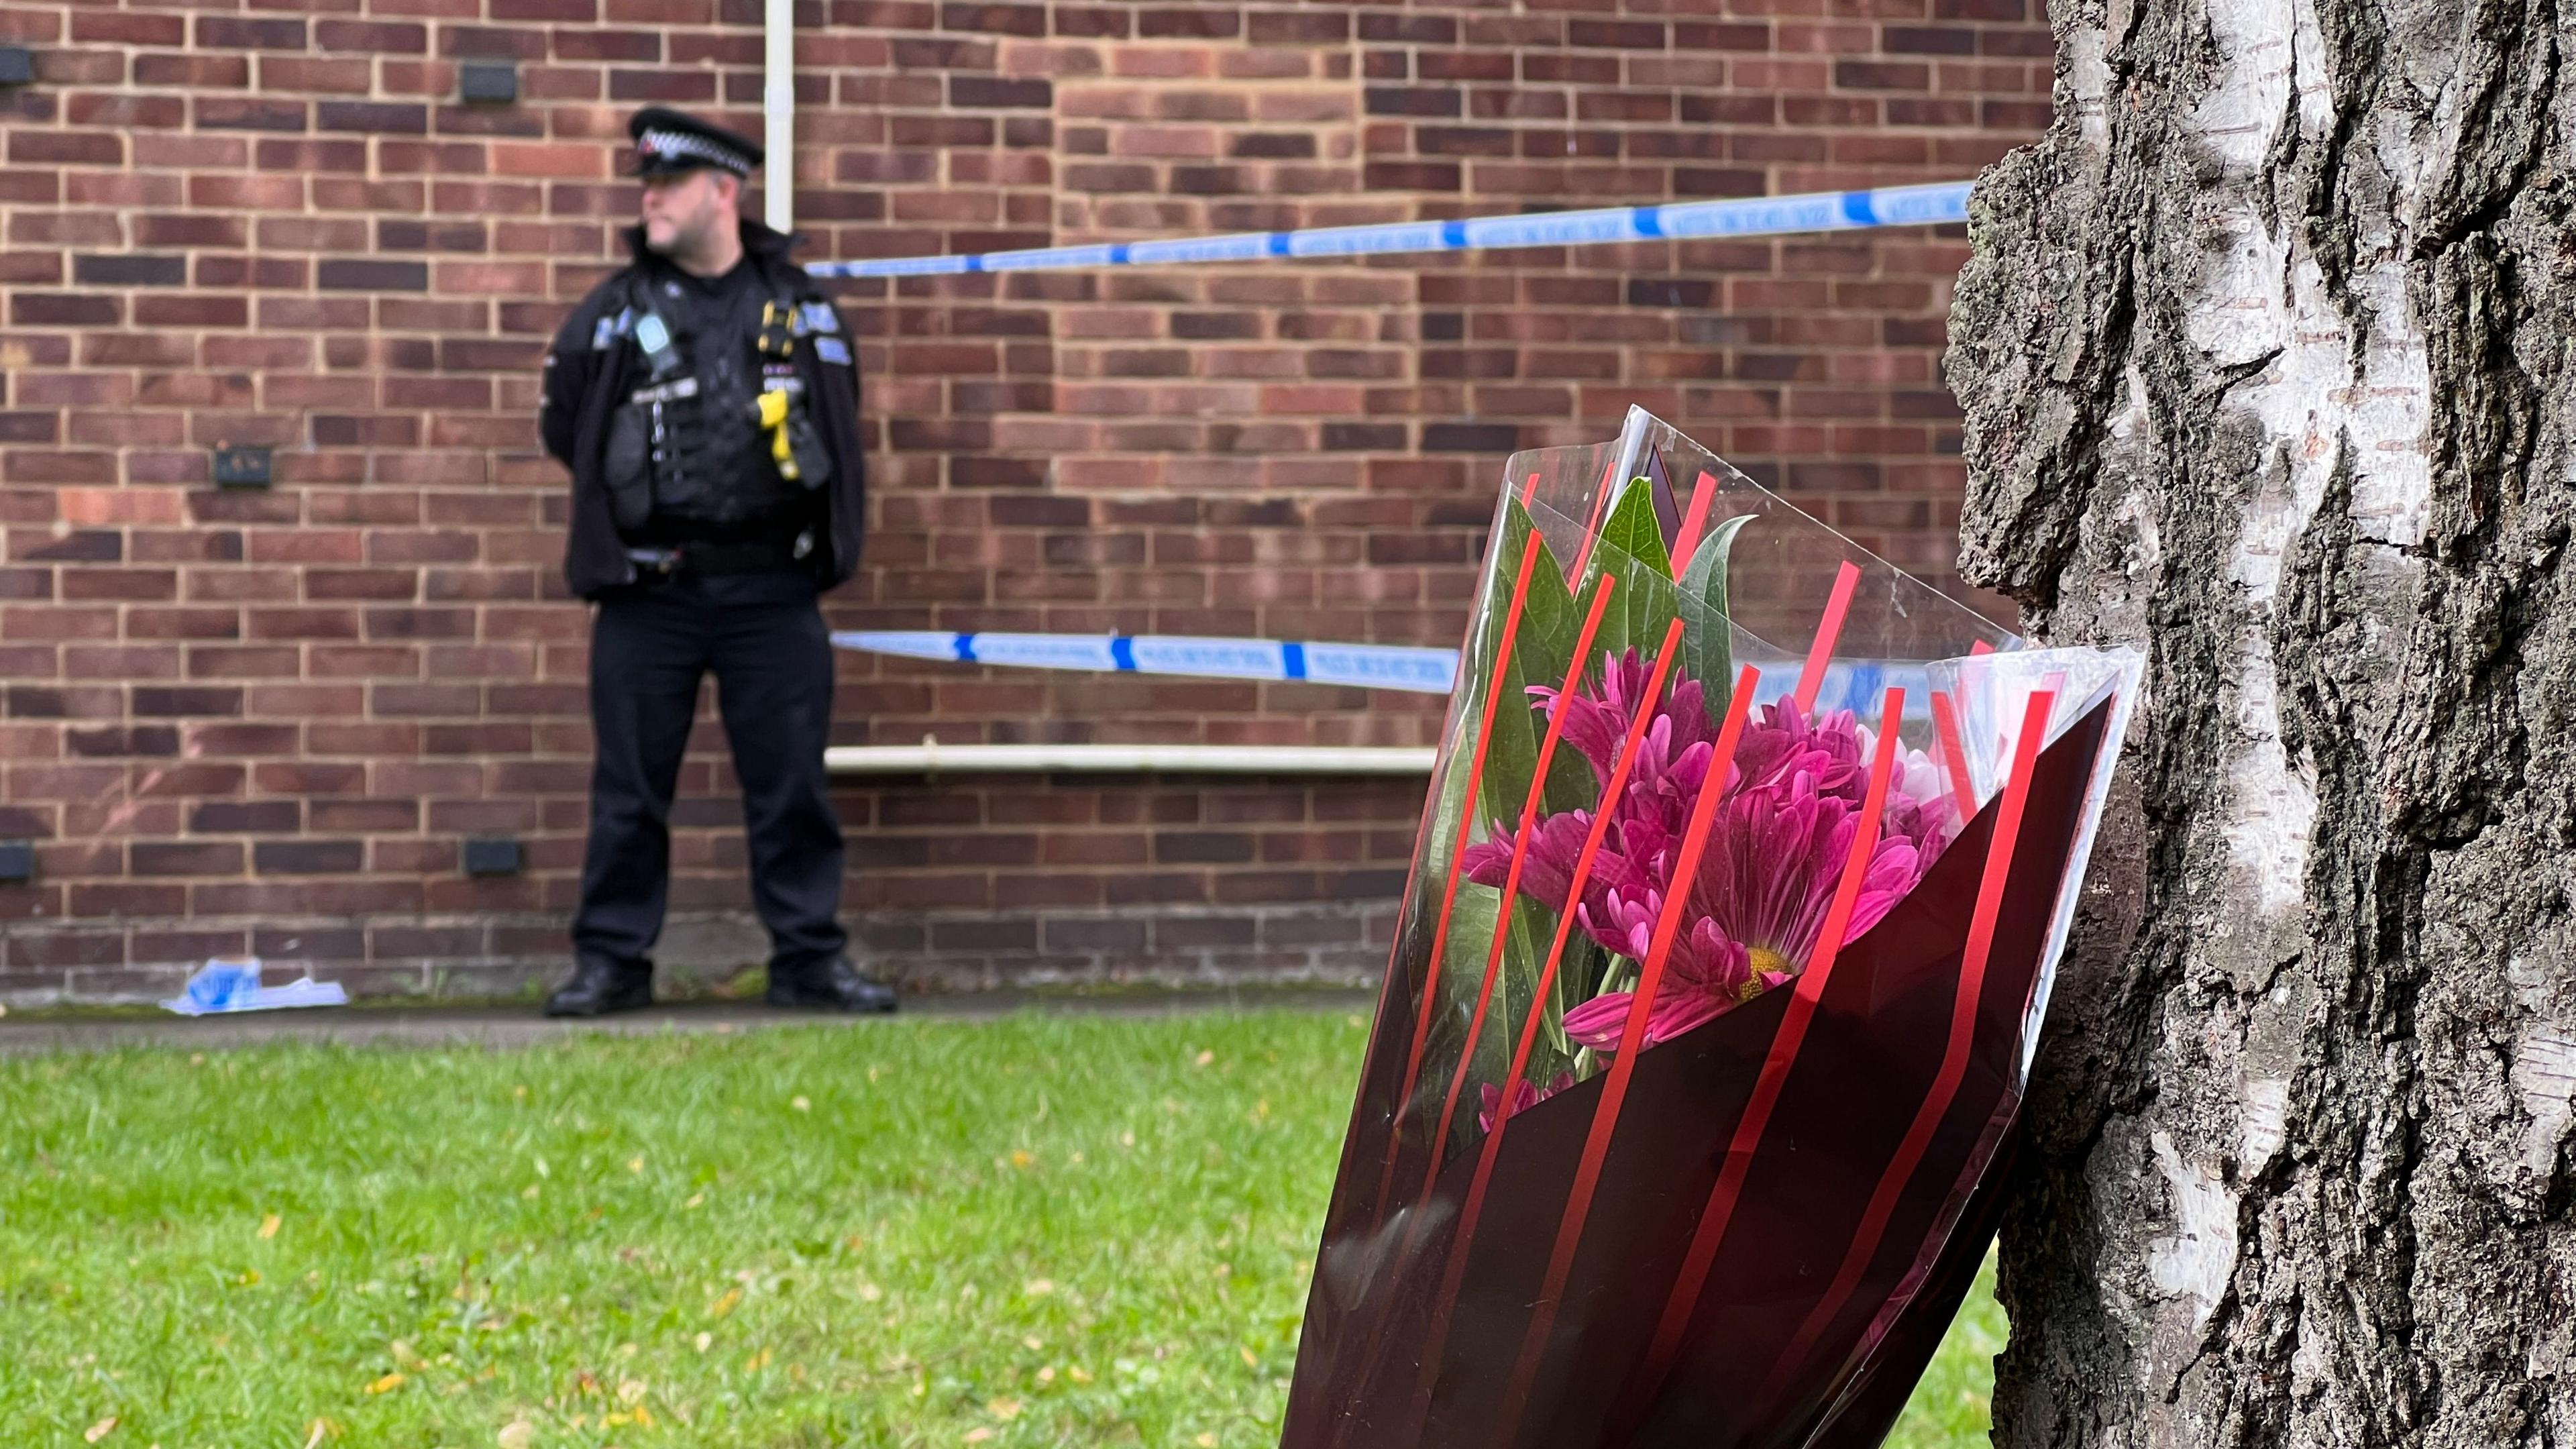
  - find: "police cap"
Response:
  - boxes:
[628,106,763,180]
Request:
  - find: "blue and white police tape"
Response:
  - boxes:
[837,631,1974,721]
[803,180,1973,280]
[837,631,1462,694]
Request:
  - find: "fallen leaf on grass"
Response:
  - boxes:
[694,1333,712,1352]
[1067,1366,1093,1384]
[710,1287,742,1318]
[791,1095,810,1113]
[1196,1436,1217,1447]
[962,1432,993,1445]
[498,1422,535,1449]
[1239,1347,1258,1367]
[988,1399,1021,1420]
[365,1373,405,1395]
[627,1156,645,1175]
[258,1214,280,1240]
[83,1417,115,1443]
[1023,1279,1053,1297]
[1193,1051,1214,1067]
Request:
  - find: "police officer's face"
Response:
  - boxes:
[639,168,737,258]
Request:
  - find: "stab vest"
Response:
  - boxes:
[602,270,825,541]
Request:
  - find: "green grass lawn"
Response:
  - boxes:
[0,1010,1999,1446]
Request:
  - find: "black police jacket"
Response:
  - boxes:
[540,221,867,598]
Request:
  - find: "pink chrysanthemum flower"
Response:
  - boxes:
[1462,659,1959,1054]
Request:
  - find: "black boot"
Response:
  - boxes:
[767,957,898,1014]
[543,959,655,1018]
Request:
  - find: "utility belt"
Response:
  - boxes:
[624,535,814,579]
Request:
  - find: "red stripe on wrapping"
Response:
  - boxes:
[1490,663,1761,1443]
[1324,583,1620,1449]
[1794,561,1862,714]
[1670,470,1719,571]
[1566,450,1623,580]
[1369,529,1548,1229]
[1760,687,2055,1396]
[1324,468,1544,1234]
[1419,574,1618,1201]
[1929,688,1978,822]
[1630,687,1908,1402]
[1409,619,1688,1413]
[1970,639,1995,657]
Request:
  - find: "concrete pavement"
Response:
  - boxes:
[0,987,1375,1057]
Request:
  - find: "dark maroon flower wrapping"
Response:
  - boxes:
[1281,700,2113,1449]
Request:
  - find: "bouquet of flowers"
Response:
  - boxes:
[1280,409,2139,1449]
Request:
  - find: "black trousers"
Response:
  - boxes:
[572,571,847,980]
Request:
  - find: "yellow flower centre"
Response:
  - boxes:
[1743,947,1794,993]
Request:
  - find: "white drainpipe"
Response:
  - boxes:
[825,741,1438,776]
[763,0,793,233]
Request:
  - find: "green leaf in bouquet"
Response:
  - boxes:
[1569,478,1686,733]
[1490,892,1558,1106]
[1430,883,1560,1158]
[1536,934,1608,1077]
[1411,700,1482,894]
[1426,880,1500,1075]
[1415,499,1568,891]
[1596,475,1675,582]
[1679,513,1755,731]
[1475,500,1588,830]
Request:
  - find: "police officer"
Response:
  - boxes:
[537,107,894,1017]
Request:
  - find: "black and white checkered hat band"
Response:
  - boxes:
[638,129,750,174]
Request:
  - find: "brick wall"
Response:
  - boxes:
[0,0,2049,1003]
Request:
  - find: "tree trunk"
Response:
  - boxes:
[1945,0,2576,1444]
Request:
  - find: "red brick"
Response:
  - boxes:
[0,0,2038,1001]
[132,55,240,94]
[254,839,366,875]
[133,841,248,877]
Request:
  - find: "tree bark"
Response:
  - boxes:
[1946,1,2576,1444]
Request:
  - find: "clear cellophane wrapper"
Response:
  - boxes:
[1282,408,2139,1449]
